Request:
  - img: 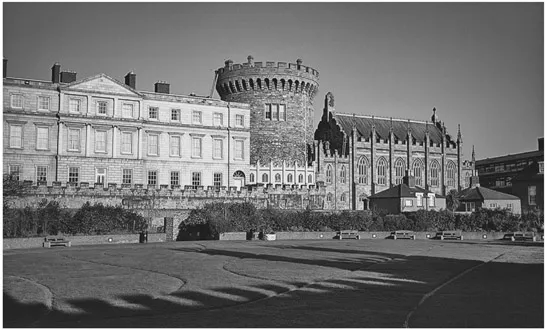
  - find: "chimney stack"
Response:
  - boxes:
[154,81,170,94]
[538,137,544,151]
[51,62,61,83]
[60,70,77,83]
[125,71,136,89]
[403,175,416,188]
[3,58,7,78]
[469,175,480,188]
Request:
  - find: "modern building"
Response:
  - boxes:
[4,61,252,189]
[511,160,543,213]
[368,176,445,213]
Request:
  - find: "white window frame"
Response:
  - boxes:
[11,94,23,109]
[68,128,81,152]
[69,98,81,113]
[149,107,159,120]
[121,132,133,154]
[405,199,413,207]
[213,138,223,159]
[95,168,107,185]
[122,103,134,118]
[68,167,79,183]
[97,101,108,116]
[213,112,223,126]
[170,135,181,157]
[148,170,158,186]
[192,110,202,125]
[122,168,133,184]
[170,171,180,186]
[213,172,223,188]
[192,172,201,188]
[148,134,159,156]
[95,130,107,153]
[36,126,50,150]
[9,165,21,181]
[234,139,244,160]
[36,166,48,182]
[38,96,50,111]
[171,109,181,122]
[192,137,202,158]
[416,193,423,207]
[235,114,244,127]
[428,193,436,207]
[9,124,23,149]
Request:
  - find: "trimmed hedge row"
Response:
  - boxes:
[3,200,148,238]
[179,202,543,239]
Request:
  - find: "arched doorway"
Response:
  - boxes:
[359,194,369,210]
[233,171,245,191]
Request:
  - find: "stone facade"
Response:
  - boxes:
[215,56,319,165]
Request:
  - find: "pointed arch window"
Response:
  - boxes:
[287,173,293,183]
[430,160,440,187]
[394,158,406,185]
[298,174,304,183]
[447,161,457,187]
[413,159,424,187]
[275,173,282,183]
[250,173,255,183]
[357,157,368,184]
[340,165,347,184]
[377,157,387,185]
[308,174,313,183]
[326,165,333,184]
[262,173,269,183]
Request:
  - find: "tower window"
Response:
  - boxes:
[264,103,286,121]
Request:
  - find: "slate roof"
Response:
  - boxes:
[334,113,452,145]
[458,186,519,201]
[475,150,543,166]
[369,184,444,199]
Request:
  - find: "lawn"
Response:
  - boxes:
[3,239,544,327]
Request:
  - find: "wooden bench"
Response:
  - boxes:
[43,236,71,248]
[389,230,416,240]
[435,231,463,240]
[337,230,360,240]
[503,232,537,242]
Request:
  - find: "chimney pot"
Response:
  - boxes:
[154,81,170,94]
[60,70,77,83]
[51,62,61,83]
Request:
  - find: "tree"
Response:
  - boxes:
[446,189,461,215]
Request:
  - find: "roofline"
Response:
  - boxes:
[476,150,544,164]
[334,112,432,126]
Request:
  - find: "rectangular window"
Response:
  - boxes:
[68,167,79,183]
[528,186,537,205]
[265,104,272,120]
[416,194,423,207]
[122,169,133,184]
[148,134,159,156]
[123,103,134,118]
[148,170,157,186]
[234,140,244,160]
[9,165,21,181]
[192,111,202,124]
[272,104,279,120]
[36,166,47,182]
[171,109,181,122]
[170,135,181,156]
[170,171,180,186]
[192,172,201,188]
[9,125,22,148]
[213,138,223,159]
[235,114,244,127]
[192,137,202,158]
[507,203,513,211]
[428,195,435,207]
[36,127,49,150]
[214,113,223,126]
[214,172,222,188]
[95,130,107,153]
[97,101,108,115]
[68,128,81,151]
[121,132,132,154]
[11,94,23,108]
[405,199,413,207]
[38,96,50,111]
[149,107,158,120]
[279,105,286,121]
[96,168,106,184]
[540,162,544,174]
[69,98,81,113]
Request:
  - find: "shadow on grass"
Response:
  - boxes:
[3,247,544,328]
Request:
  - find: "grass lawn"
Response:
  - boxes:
[3,239,543,327]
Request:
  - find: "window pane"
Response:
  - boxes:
[171,171,180,186]
[95,130,106,152]
[170,136,180,156]
[37,166,47,182]
[122,132,132,154]
[214,173,222,188]
[10,125,22,148]
[38,97,50,110]
[69,129,80,151]
[69,167,79,183]
[123,103,134,118]
[279,105,286,121]
[122,169,132,184]
[148,171,157,185]
[149,135,158,155]
[213,139,223,159]
[192,137,202,157]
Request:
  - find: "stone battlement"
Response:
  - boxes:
[216,57,319,79]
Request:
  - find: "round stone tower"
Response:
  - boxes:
[216,56,319,165]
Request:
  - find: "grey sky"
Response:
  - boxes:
[3,2,543,159]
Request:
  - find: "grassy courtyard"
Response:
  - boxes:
[3,239,544,327]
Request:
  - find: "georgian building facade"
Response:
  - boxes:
[4,63,251,189]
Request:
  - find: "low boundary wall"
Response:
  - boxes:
[3,233,166,250]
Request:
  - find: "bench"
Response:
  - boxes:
[389,230,416,240]
[503,232,536,242]
[337,230,360,240]
[435,231,463,240]
[43,236,71,248]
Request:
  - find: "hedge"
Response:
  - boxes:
[178,202,543,239]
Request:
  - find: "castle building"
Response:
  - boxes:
[4,61,251,190]
[3,56,473,212]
